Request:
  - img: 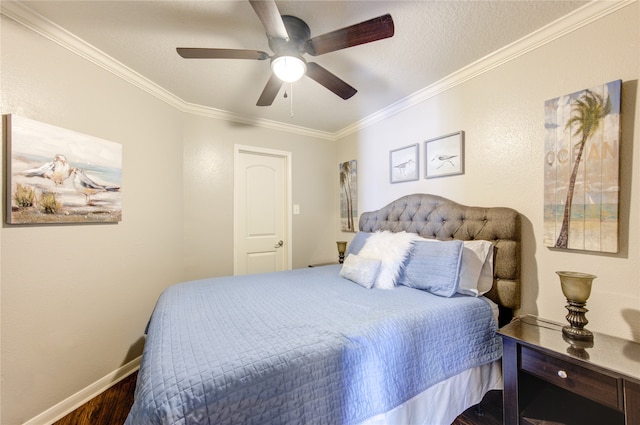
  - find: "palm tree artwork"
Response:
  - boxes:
[339,160,357,232]
[543,80,621,252]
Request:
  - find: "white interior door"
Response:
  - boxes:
[234,145,291,275]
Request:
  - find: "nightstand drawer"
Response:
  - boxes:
[521,346,620,410]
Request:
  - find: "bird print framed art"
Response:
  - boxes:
[5,114,122,224]
[390,143,419,183]
[425,131,464,179]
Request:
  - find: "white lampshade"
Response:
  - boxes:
[271,56,306,83]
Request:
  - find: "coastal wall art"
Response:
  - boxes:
[5,114,123,224]
[543,80,621,253]
[339,159,357,232]
[424,131,464,179]
[390,144,419,183]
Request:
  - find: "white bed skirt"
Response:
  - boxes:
[360,360,503,425]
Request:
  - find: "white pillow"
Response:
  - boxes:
[458,240,495,296]
[339,254,381,289]
[358,231,417,289]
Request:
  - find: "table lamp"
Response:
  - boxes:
[556,271,596,341]
[337,241,347,264]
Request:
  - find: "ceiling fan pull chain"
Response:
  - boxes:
[289,83,294,118]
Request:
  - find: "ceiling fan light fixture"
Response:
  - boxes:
[271,55,306,82]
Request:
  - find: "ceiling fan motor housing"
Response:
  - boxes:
[268,15,311,56]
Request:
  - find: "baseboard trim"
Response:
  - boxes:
[23,356,141,425]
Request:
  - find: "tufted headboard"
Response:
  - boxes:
[359,193,521,312]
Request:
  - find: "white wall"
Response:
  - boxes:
[0,13,337,425]
[337,3,640,342]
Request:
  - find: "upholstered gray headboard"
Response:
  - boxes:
[359,193,521,310]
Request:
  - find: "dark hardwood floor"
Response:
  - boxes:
[454,390,504,425]
[53,372,137,425]
[53,371,503,424]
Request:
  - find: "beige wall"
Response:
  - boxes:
[337,3,640,342]
[1,14,337,425]
[1,16,186,425]
[1,2,639,424]
[181,113,338,280]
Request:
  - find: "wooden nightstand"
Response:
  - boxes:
[308,262,339,267]
[498,315,640,425]
[309,261,340,267]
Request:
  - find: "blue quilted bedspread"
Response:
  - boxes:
[125,265,501,425]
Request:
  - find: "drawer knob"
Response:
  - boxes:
[557,370,568,379]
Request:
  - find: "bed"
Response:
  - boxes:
[126,193,520,425]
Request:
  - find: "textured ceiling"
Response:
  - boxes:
[7,1,589,134]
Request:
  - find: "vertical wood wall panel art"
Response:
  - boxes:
[6,115,123,224]
[339,160,357,232]
[543,80,621,252]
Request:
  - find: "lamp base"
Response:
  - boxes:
[563,300,593,341]
[562,333,593,360]
[562,325,594,341]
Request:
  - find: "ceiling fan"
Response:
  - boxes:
[177,0,394,106]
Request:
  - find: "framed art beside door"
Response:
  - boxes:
[339,160,357,232]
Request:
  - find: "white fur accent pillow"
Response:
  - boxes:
[358,231,417,289]
[339,254,381,289]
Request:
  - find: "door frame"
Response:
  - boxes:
[233,144,292,275]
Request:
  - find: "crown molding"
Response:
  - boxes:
[0,0,337,141]
[181,102,336,140]
[1,0,186,110]
[334,0,635,140]
[2,0,633,143]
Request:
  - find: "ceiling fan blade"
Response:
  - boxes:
[257,73,284,106]
[305,13,394,56]
[249,0,289,40]
[177,48,269,60]
[305,62,357,100]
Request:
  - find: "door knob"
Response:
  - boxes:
[275,240,284,248]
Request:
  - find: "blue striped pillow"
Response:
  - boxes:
[399,240,464,297]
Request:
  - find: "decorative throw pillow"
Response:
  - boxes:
[457,240,495,296]
[358,231,418,290]
[339,254,381,289]
[399,240,464,297]
[345,232,372,257]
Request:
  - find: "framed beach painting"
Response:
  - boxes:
[543,80,621,253]
[390,144,419,183]
[5,114,123,224]
[339,160,357,232]
[425,131,464,179]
